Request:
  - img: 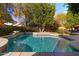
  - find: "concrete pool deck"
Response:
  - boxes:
[2,52,36,56]
[0,37,8,53]
[59,35,79,41]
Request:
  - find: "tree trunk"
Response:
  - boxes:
[39,27,41,32]
[41,26,45,32]
[38,26,45,32]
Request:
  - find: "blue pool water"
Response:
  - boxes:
[7,35,59,52]
[7,34,75,52]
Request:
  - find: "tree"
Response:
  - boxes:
[67,3,79,14]
[64,12,79,29]
[12,4,26,26]
[64,3,79,29]
[0,4,12,22]
[55,13,66,26]
[27,4,55,32]
[22,4,32,20]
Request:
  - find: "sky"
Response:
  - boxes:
[55,3,68,16]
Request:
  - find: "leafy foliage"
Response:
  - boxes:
[22,4,55,32]
[64,3,79,29]
[55,13,66,26]
[0,3,55,32]
[0,4,12,22]
[67,3,79,14]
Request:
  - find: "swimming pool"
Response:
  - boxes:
[7,34,59,52]
[7,34,75,52]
